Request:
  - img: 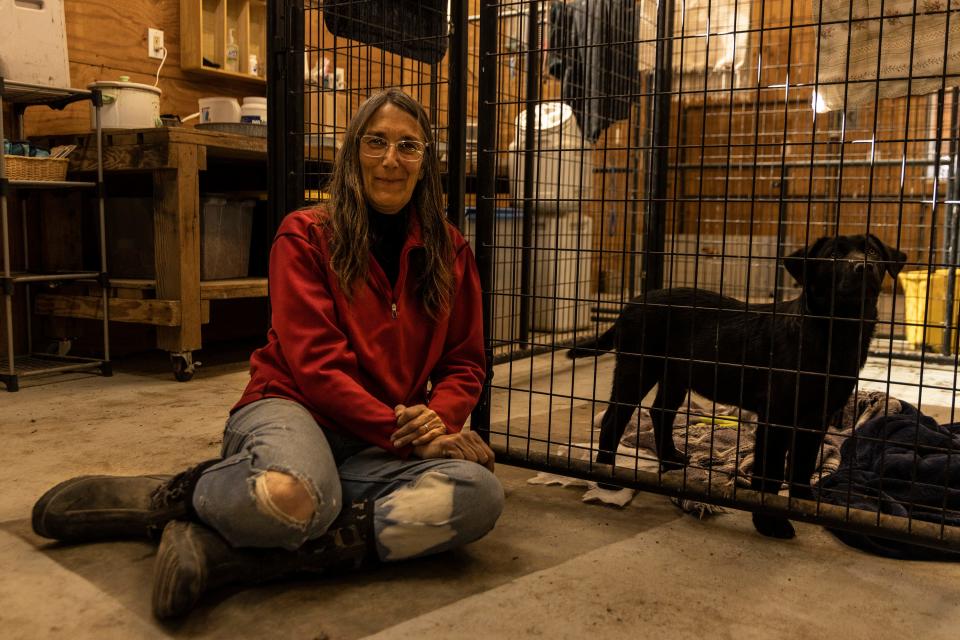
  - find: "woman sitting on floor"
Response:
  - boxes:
[31,88,503,619]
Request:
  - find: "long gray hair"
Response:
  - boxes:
[322,88,453,318]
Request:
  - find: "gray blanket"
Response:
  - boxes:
[606,390,903,492]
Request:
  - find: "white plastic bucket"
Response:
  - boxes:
[240,96,267,123]
[507,102,593,213]
[88,79,162,129]
[199,97,242,124]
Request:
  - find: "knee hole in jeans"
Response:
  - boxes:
[254,470,317,526]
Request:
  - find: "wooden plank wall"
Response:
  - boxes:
[668,0,943,272]
[23,0,263,135]
[592,0,948,288]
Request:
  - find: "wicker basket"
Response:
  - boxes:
[2,155,70,181]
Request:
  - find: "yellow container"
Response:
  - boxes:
[898,269,960,352]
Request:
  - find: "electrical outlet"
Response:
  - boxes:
[148,28,165,59]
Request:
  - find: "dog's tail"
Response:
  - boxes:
[566,326,617,359]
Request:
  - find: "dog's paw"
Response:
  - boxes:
[659,452,690,473]
[752,513,796,539]
[595,450,616,466]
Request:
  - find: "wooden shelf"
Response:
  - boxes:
[35,279,268,328]
[108,277,268,300]
[181,0,267,82]
[182,65,266,86]
[200,277,268,300]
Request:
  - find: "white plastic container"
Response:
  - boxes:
[507,102,593,213]
[87,79,162,129]
[463,207,523,344]
[199,97,241,124]
[240,96,267,123]
[463,207,593,336]
[529,212,594,332]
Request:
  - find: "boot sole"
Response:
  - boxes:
[32,474,173,542]
[153,521,207,620]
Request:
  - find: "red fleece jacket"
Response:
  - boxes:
[232,207,486,457]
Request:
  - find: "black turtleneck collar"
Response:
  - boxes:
[368,205,409,287]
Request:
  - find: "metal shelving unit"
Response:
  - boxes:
[0,78,111,391]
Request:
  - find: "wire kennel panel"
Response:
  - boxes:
[281,0,465,223]
[272,0,960,552]
[472,0,960,554]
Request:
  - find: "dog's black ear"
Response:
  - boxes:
[867,234,908,278]
[785,236,832,285]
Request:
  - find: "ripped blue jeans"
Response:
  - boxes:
[191,398,504,558]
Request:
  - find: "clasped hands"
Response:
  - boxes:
[391,404,494,471]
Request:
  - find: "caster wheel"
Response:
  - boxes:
[171,356,195,382]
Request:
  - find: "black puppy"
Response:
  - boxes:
[568,234,906,539]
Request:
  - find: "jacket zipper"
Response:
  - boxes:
[389,242,417,320]
[372,239,420,321]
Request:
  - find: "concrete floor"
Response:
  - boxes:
[3,345,960,639]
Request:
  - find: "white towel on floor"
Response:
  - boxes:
[526,441,656,508]
[814,0,960,112]
[528,472,637,507]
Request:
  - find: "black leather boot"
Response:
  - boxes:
[31,459,220,543]
[152,499,377,620]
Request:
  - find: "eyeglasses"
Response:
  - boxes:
[358,134,427,161]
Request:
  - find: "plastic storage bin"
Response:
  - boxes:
[529,212,593,332]
[463,208,594,339]
[898,268,960,352]
[463,207,523,345]
[201,197,254,280]
[105,197,154,278]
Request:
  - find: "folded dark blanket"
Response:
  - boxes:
[323,0,448,64]
[610,390,960,558]
[815,402,960,560]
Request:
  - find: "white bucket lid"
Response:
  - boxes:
[243,96,266,105]
[88,79,162,96]
[514,102,573,133]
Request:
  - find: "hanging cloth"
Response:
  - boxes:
[545,1,574,81]
[322,0,449,65]
[559,0,639,144]
[813,0,960,112]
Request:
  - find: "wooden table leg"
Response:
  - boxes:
[153,143,202,379]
